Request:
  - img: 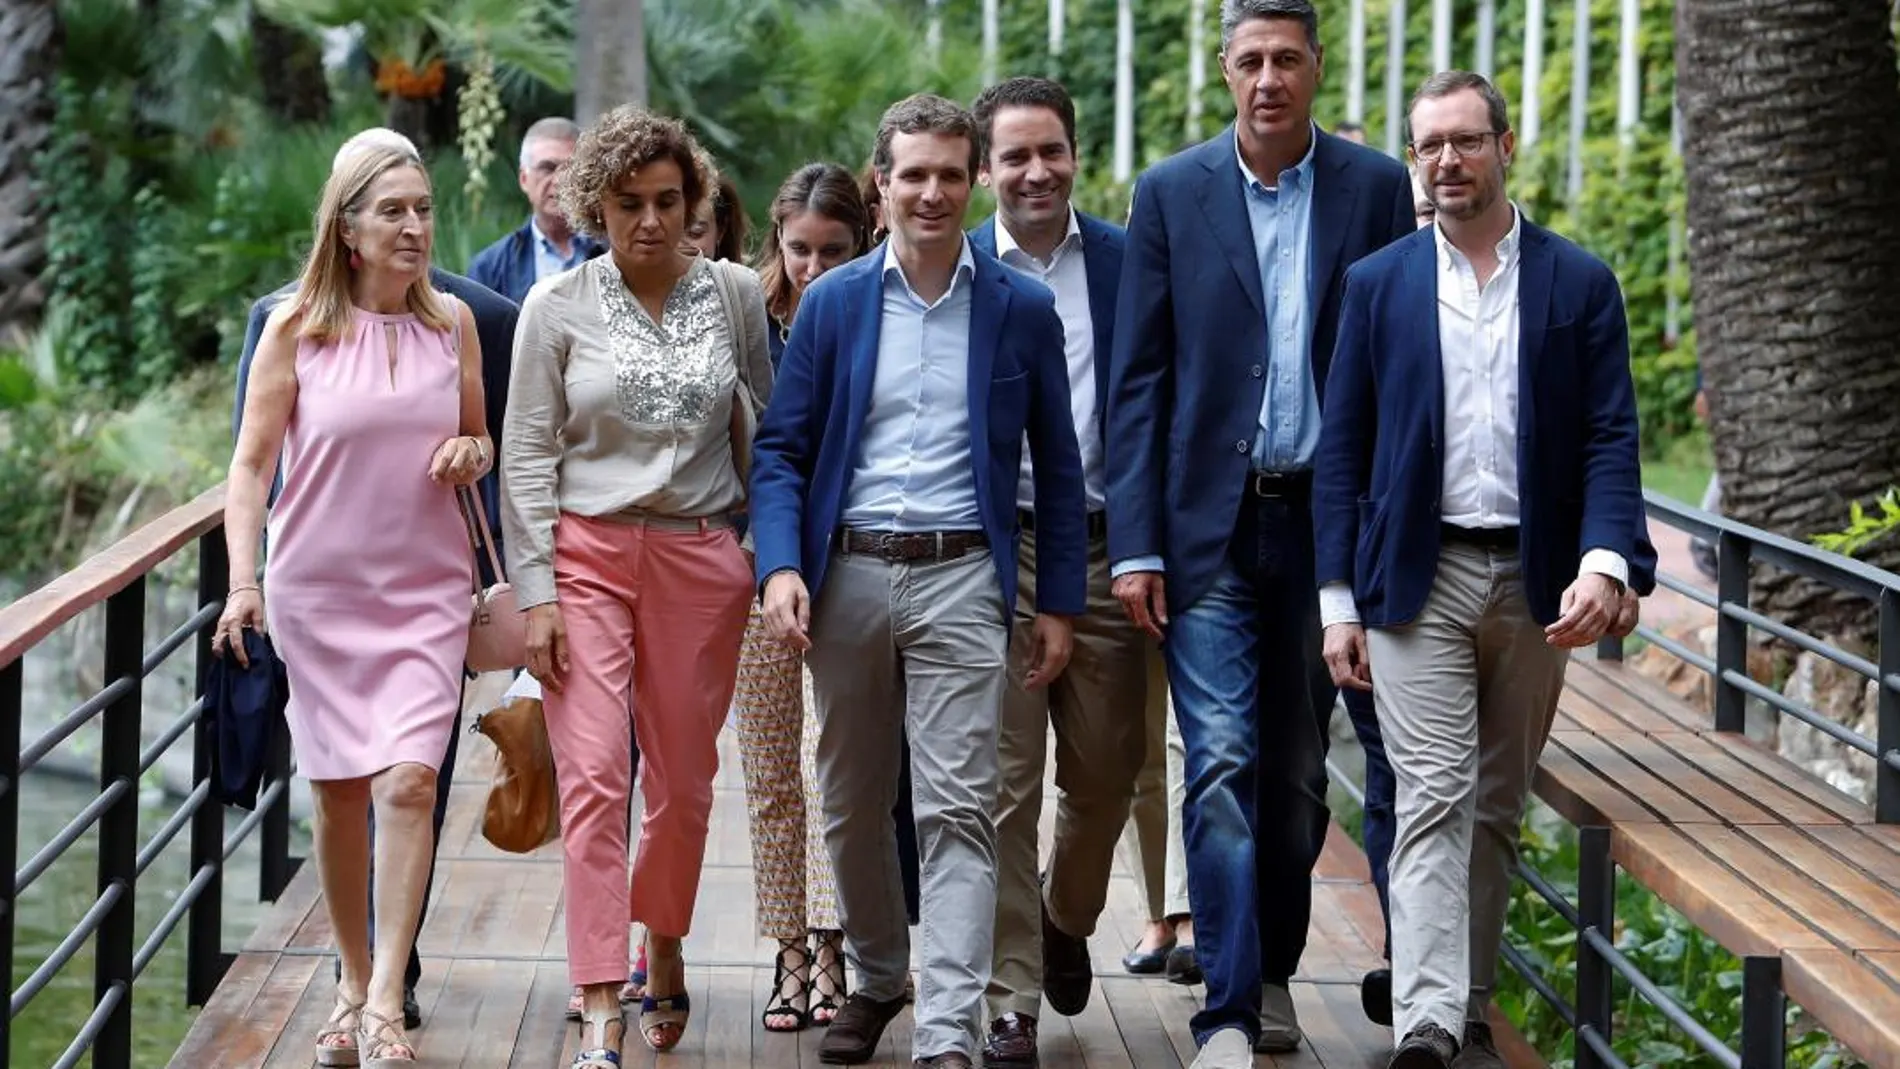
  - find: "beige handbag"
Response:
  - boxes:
[710,261,761,485]
[458,485,526,673]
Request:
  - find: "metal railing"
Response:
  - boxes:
[1595,489,1900,823]
[1325,488,1900,1069]
[1,485,302,1069]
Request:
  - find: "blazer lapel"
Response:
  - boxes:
[968,258,1008,516]
[1195,132,1266,320]
[843,258,883,449]
[1079,216,1117,426]
[1307,135,1359,315]
[1404,237,1447,453]
[1516,223,1553,445]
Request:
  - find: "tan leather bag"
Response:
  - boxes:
[472,684,560,853]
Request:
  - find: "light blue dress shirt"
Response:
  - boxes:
[531,218,590,282]
[1239,128,1319,472]
[840,240,983,532]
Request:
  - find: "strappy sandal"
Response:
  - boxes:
[565,950,647,1021]
[810,930,849,1026]
[639,942,691,1052]
[315,997,362,1067]
[355,1007,416,1067]
[762,938,812,1032]
[572,1007,625,1068]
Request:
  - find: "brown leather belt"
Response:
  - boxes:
[836,528,989,563]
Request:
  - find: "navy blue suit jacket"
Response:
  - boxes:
[748,243,1090,618]
[232,268,520,564]
[968,211,1126,453]
[1106,127,1415,613]
[466,220,603,304]
[1311,221,1648,627]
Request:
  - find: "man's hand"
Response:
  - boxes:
[1546,573,1623,648]
[1022,613,1075,689]
[762,571,812,650]
[1112,571,1168,641]
[1609,588,1640,639]
[1322,623,1373,691]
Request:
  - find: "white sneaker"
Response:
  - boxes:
[1190,1028,1253,1069]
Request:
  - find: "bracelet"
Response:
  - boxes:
[228,584,261,596]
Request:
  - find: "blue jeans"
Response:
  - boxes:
[1342,686,1394,960]
[1165,491,1335,1044]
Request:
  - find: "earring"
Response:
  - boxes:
[348,248,362,269]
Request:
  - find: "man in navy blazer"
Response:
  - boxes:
[229,128,520,1032]
[465,117,604,303]
[750,95,1088,1069]
[1311,73,1646,1069]
[1104,2,1414,1063]
[965,77,1149,1064]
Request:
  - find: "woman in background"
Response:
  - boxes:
[735,161,870,1033]
[685,171,751,262]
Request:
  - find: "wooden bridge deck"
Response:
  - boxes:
[163,674,1479,1069]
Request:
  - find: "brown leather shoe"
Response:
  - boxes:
[983,1012,1039,1067]
[817,992,907,1065]
[912,1055,974,1068]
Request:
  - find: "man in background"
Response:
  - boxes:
[467,117,603,302]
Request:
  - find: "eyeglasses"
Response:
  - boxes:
[1407,131,1500,162]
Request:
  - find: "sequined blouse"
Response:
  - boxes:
[501,255,773,608]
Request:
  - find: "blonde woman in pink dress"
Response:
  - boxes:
[215,142,490,1068]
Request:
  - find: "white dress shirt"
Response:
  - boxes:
[1319,209,1627,628]
[840,240,983,531]
[995,210,1105,513]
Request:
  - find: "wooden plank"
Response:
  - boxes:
[1738,825,1900,947]
[1594,731,1782,825]
[506,962,575,1069]
[165,952,321,1069]
[1301,981,1387,1069]
[1692,731,1871,825]
[1533,736,1660,827]
[1611,823,1830,957]
[1807,823,1900,888]
[239,859,325,953]
[1658,732,1856,827]
[163,952,276,1069]
[1783,948,1900,1069]
[1691,826,1900,951]
[1862,951,1900,991]
[1098,976,1184,1069]
[1563,658,1705,733]
[1551,730,1717,824]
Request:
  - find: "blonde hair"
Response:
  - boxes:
[289,144,452,343]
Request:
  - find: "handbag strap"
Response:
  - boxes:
[457,485,506,594]
[710,261,758,486]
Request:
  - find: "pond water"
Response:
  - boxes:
[9,768,310,1068]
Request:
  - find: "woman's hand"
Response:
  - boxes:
[429,436,488,486]
[525,603,570,693]
[213,587,267,667]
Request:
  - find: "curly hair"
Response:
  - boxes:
[559,105,716,239]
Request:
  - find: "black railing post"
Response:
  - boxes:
[1715,531,1753,734]
[1575,825,1616,1069]
[259,713,296,903]
[1740,956,1786,1069]
[95,580,146,1069]
[1,657,22,1069]
[187,531,230,1005]
[1878,589,1899,825]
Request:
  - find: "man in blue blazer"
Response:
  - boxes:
[965,76,1146,1064]
[750,95,1088,1069]
[229,128,521,1032]
[1104,2,1414,1063]
[1312,72,1646,1069]
[465,117,604,303]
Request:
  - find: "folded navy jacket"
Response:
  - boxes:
[204,629,288,811]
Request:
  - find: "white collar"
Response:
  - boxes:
[881,235,976,286]
[1434,205,1522,267]
[994,209,1083,263]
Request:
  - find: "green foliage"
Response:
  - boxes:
[1812,489,1900,559]
[258,0,574,95]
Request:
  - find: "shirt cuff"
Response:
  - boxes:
[1578,549,1630,589]
[1111,555,1165,579]
[1319,582,1361,629]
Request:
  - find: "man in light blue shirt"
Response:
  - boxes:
[750,94,1088,1069]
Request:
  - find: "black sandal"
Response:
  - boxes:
[810,929,849,1026]
[761,939,812,1033]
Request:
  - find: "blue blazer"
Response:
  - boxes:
[466,221,604,304]
[968,211,1126,443]
[748,243,1090,618]
[1311,221,1648,627]
[1106,127,1415,612]
[232,268,520,577]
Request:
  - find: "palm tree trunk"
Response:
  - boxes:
[250,9,331,125]
[0,0,59,347]
[1677,0,1900,640]
[577,0,646,122]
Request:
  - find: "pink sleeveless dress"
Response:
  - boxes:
[265,304,471,781]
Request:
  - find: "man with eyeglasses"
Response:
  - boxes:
[1312,71,1650,1069]
[468,116,604,303]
